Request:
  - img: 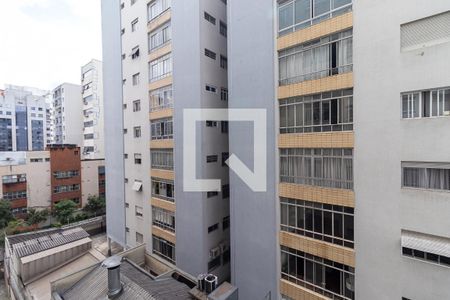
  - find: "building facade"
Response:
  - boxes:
[81,59,105,159]
[102,0,230,283]
[354,1,450,299]
[0,85,49,151]
[0,147,105,217]
[52,83,83,146]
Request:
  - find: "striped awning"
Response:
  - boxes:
[401,230,450,258]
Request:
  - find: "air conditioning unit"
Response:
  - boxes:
[204,274,218,294]
[209,247,221,259]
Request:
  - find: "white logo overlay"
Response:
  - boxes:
[183,109,267,192]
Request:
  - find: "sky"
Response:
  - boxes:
[0,0,102,91]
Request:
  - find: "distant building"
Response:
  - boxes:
[81,59,105,159]
[0,145,105,218]
[52,83,83,146]
[0,84,49,151]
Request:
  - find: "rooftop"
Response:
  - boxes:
[56,258,195,300]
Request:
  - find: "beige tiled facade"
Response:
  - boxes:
[149,76,173,91]
[278,72,353,99]
[277,12,353,51]
[149,108,173,120]
[151,197,176,213]
[280,279,329,300]
[152,225,176,244]
[149,43,172,61]
[150,169,174,181]
[280,231,355,267]
[278,131,354,149]
[279,183,355,207]
[150,139,174,149]
[147,10,171,32]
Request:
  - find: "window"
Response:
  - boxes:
[206,120,217,127]
[84,133,95,140]
[207,155,218,163]
[402,231,450,268]
[3,190,27,200]
[206,85,217,93]
[151,149,173,170]
[135,205,143,217]
[222,152,229,166]
[152,235,175,264]
[281,197,354,248]
[221,121,228,133]
[123,128,128,134]
[204,12,216,25]
[148,0,171,22]
[279,29,353,86]
[402,162,450,191]
[133,100,141,112]
[222,184,230,199]
[207,191,218,198]
[151,117,173,140]
[150,86,173,111]
[132,73,140,85]
[149,54,172,82]
[208,223,219,233]
[280,89,353,133]
[152,178,175,202]
[278,0,352,36]
[133,126,141,138]
[131,18,138,32]
[220,88,228,101]
[152,206,175,232]
[223,216,230,230]
[220,55,228,69]
[134,153,142,164]
[2,174,26,184]
[53,184,80,194]
[219,21,227,37]
[281,246,355,299]
[53,170,79,179]
[280,148,353,189]
[205,48,216,60]
[402,88,450,119]
[131,46,140,59]
[149,22,171,50]
[136,232,144,243]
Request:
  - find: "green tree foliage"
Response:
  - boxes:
[26,208,49,228]
[53,200,77,224]
[83,196,106,216]
[0,200,14,229]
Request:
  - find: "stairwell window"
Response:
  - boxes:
[132,73,140,85]
[205,48,217,60]
[220,55,228,69]
[219,21,227,37]
[206,85,217,93]
[131,18,138,32]
[133,100,141,112]
[204,12,216,25]
[133,126,141,138]
[134,153,142,164]
[402,88,450,119]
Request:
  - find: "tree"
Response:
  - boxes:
[83,196,106,217]
[53,200,77,224]
[0,200,14,229]
[26,208,49,228]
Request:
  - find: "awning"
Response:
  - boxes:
[132,181,142,192]
[401,230,450,257]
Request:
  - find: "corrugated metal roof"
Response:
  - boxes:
[61,260,194,300]
[402,230,450,257]
[11,227,89,258]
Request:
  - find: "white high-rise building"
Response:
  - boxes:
[0,84,49,151]
[52,83,83,146]
[81,59,105,159]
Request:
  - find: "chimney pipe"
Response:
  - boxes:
[101,256,123,298]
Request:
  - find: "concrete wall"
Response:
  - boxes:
[81,159,105,207]
[228,0,279,298]
[101,0,126,246]
[173,0,230,282]
[354,1,450,299]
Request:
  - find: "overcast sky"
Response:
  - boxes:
[0,0,102,91]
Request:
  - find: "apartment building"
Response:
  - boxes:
[52,83,83,146]
[82,59,105,159]
[0,85,49,151]
[102,0,230,283]
[0,146,105,217]
[45,100,55,144]
[354,2,450,299]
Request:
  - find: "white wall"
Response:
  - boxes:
[354,1,450,299]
